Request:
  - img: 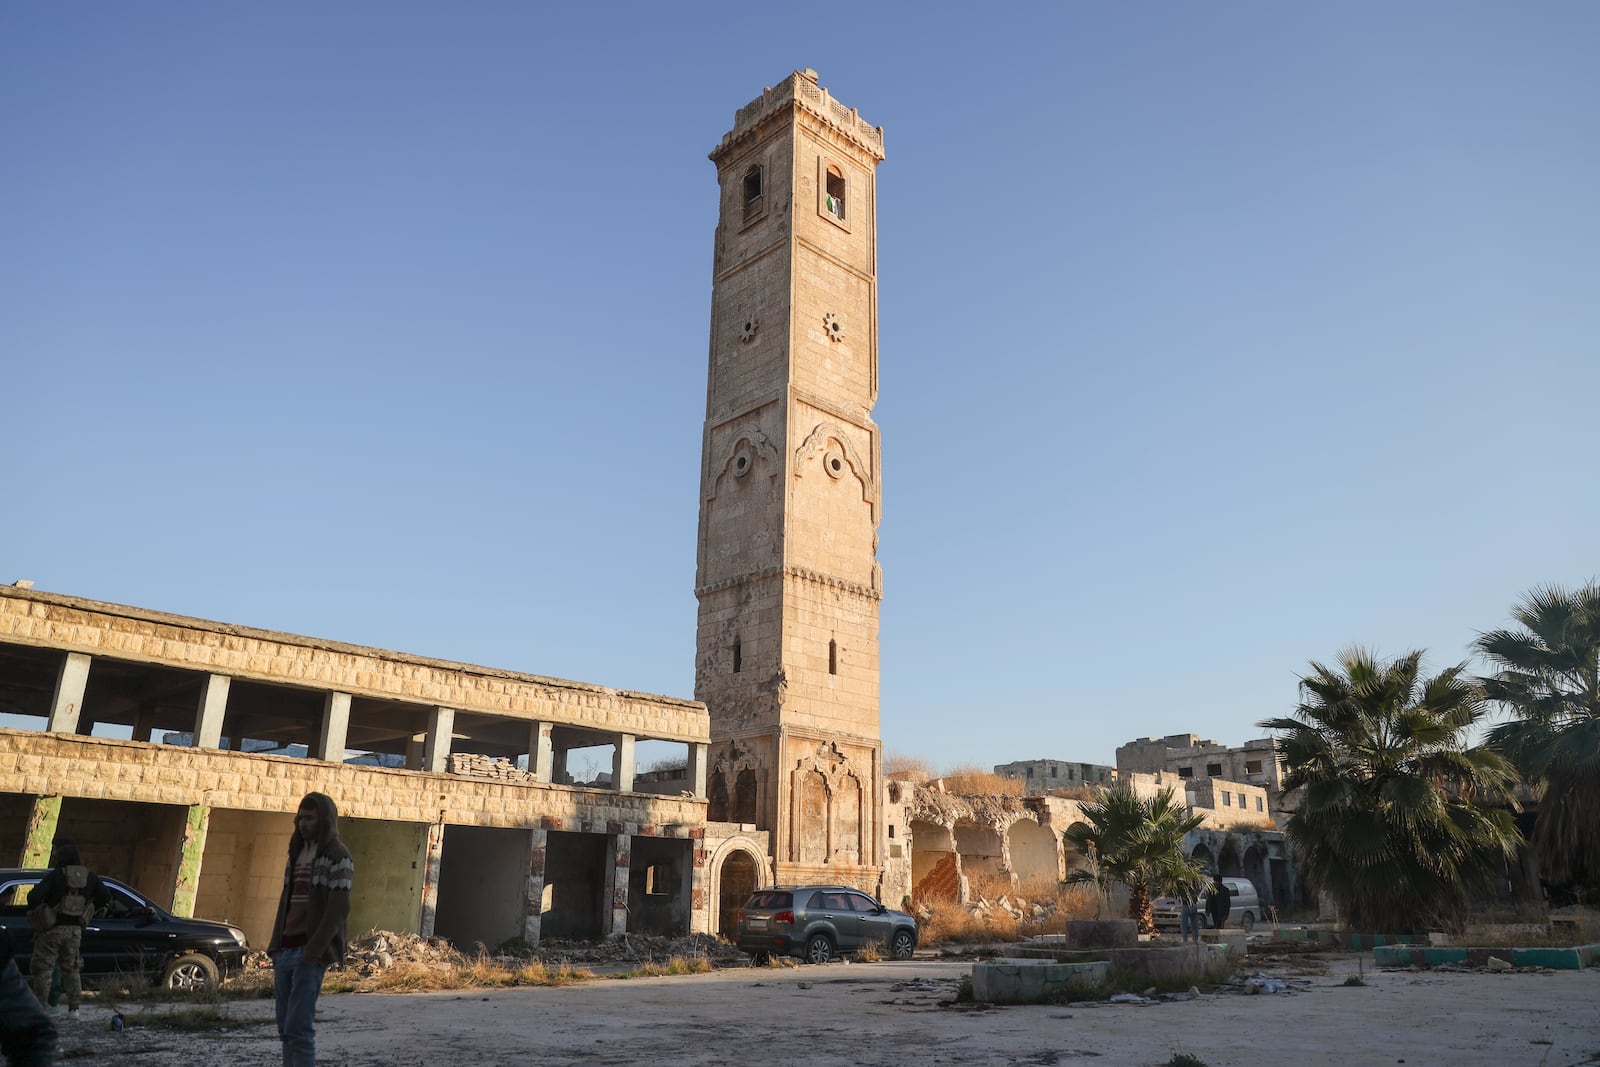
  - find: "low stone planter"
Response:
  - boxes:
[1064,919,1137,949]
[971,958,1112,1003]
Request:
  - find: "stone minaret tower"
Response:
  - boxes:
[695,70,886,890]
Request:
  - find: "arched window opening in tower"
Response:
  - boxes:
[828,639,837,675]
[825,165,846,219]
[742,164,764,222]
[733,637,742,674]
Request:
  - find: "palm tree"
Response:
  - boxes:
[1063,785,1207,934]
[1259,648,1521,933]
[1478,582,1600,890]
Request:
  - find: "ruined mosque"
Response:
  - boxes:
[0,71,1297,953]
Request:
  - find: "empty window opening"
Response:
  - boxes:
[1206,763,1223,777]
[742,165,764,221]
[1177,766,1193,778]
[888,825,895,838]
[732,638,742,674]
[644,863,673,896]
[825,165,846,219]
[828,639,837,675]
[1223,791,1233,806]
[1255,796,1264,812]
[1245,759,1263,775]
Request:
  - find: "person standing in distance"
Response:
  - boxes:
[1206,872,1232,931]
[267,793,353,1067]
[28,836,109,1015]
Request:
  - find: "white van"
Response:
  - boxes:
[1202,877,1261,931]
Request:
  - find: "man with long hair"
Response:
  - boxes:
[267,793,353,1067]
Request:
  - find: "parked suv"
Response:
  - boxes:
[0,869,249,991]
[735,885,918,964]
[1152,877,1262,932]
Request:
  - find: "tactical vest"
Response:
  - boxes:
[56,865,91,922]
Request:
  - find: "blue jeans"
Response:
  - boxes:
[274,946,327,1067]
[1180,906,1201,943]
[0,958,56,1067]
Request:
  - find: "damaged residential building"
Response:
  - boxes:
[992,758,1116,794]
[1,70,893,952]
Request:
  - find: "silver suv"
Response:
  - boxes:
[735,885,918,964]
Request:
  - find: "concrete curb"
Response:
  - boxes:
[1372,944,1600,970]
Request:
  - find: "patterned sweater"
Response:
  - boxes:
[267,839,354,965]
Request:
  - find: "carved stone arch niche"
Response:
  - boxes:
[787,740,864,866]
[708,741,764,825]
[708,423,780,496]
[793,421,876,519]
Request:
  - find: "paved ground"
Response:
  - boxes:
[48,954,1600,1066]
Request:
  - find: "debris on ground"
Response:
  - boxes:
[1243,976,1289,995]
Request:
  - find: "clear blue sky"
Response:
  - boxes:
[3,3,1596,770]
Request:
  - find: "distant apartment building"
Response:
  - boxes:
[1120,771,1273,831]
[1115,733,1290,813]
[993,758,1115,795]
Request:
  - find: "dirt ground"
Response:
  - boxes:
[48,954,1600,1067]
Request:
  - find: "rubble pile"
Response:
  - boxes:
[339,931,469,976]
[447,753,539,782]
[921,893,1060,925]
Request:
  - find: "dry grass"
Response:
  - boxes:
[322,957,595,994]
[855,940,883,962]
[918,875,1102,946]
[939,766,1024,796]
[616,955,712,978]
[885,753,933,782]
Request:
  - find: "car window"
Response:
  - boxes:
[820,892,852,910]
[845,892,880,913]
[806,891,827,909]
[0,880,40,913]
[745,891,791,910]
[98,886,146,920]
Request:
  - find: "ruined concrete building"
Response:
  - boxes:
[1117,732,1290,812]
[0,70,887,954]
[992,758,1116,794]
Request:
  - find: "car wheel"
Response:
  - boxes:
[1241,911,1255,932]
[804,934,834,965]
[162,953,219,993]
[890,929,916,961]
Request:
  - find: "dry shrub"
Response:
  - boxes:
[885,753,933,782]
[855,940,883,962]
[620,955,712,978]
[1049,784,1105,803]
[326,957,595,993]
[939,766,1024,796]
[919,898,1019,945]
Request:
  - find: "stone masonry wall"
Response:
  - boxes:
[0,589,707,742]
[0,729,706,830]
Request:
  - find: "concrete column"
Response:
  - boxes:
[686,832,708,935]
[132,703,156,743]
[20,795,62,868]
[46,652,92,734]
[523,828,549,946]
[406,735,424,770]
[423,707,455,774]
[418,822,446,937]
[605,833,631,936]
[612,734,635,793]
[531,722,554,782]
[688,743,709,799]
[194,674,230,749]
[318,692,352,762]
[171,804,211,917]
